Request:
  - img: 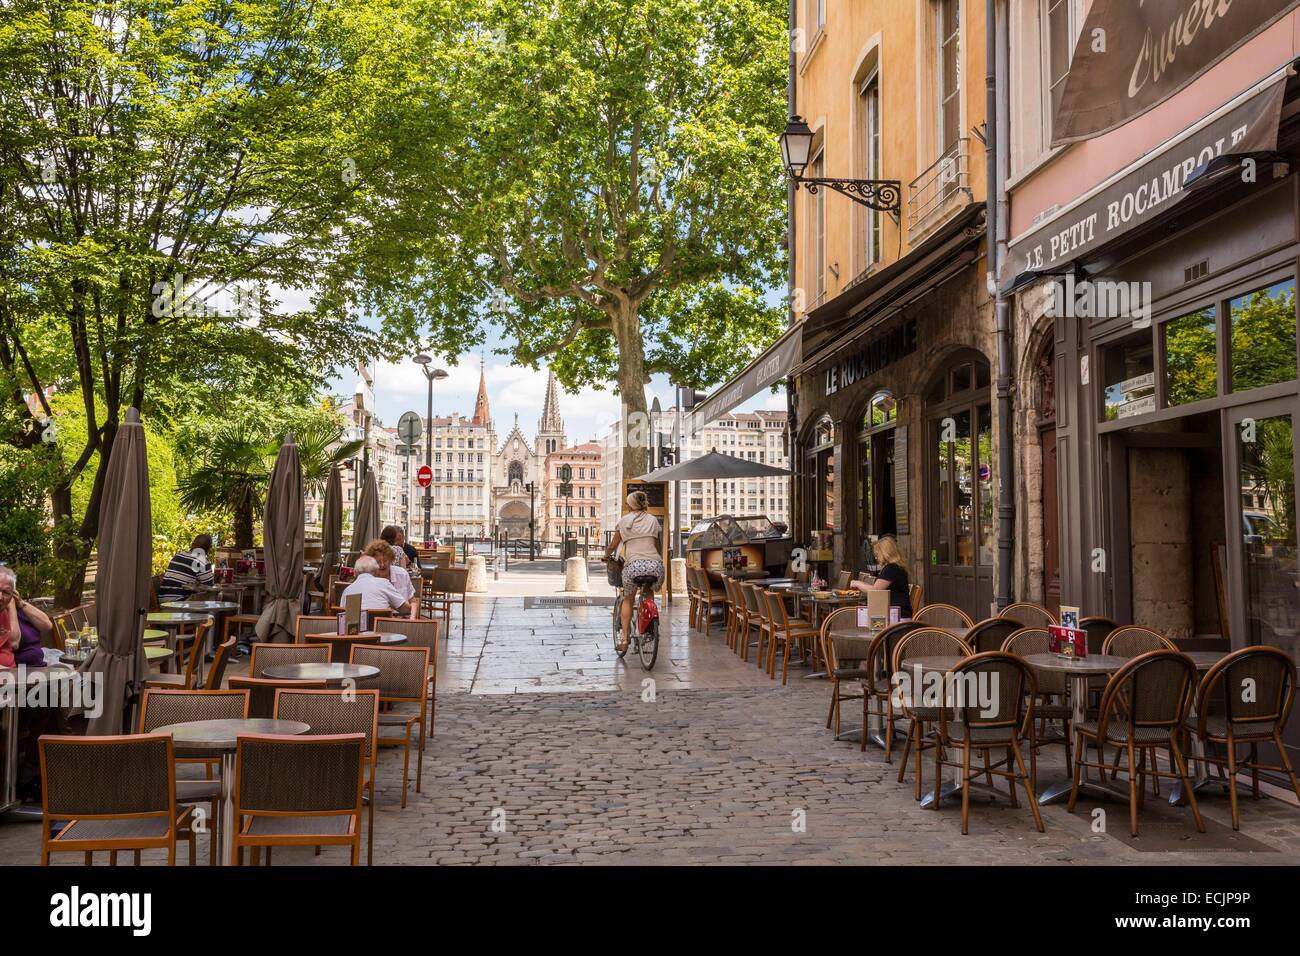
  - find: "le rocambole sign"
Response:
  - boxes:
[1011,76,1285,278]
[823,317,918,397]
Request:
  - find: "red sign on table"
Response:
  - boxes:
[416,465,433,488]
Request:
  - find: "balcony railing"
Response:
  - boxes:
[907,137,973,242]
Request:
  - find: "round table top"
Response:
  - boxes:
[1023,653,1128,675]
[154,718,310,752]
[908,655,965,673]
[162,600,239,613]
[143,628,168,641]
[147,611,211,625]
[1186,650,1227,670]
[145,645,173,661]
[307,631,406,646]
[261,662,379,684]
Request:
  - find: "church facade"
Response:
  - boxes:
[490,370,568,543]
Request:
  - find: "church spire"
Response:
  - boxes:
[539,369,563,434]
[471,358,491,426]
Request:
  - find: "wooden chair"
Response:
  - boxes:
[39,734,195,866]
[428,567,469,636]
[932,652,1044,834]
[1103,625,1176,657]
[861,622,924,758]
[231,733,365,865]
[294,614,338,644]
[139,688,249,864]
[744,583,774,668]
[273,689,380,864]
[228,677,328,719]
[721,576,740,650]
[1001,627,1073,791]
[696,569,726,637]
[1068,650,1203,837]
[1187,646,1300,830]
[248,642,330,676]
[375,618,441,734]
[908,583,923,613]
[1000,602,1057,628]
[349,645,430,808]
[819,606,869,739]
[204,637,238,690]
[146,620,211,690]
[1079,615,1120,655]
[763,589,819,685]
[892,628,973,798]
[964,617,1021,654]
[913,603,974,631]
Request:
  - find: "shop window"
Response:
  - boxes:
[864,391,897,428]
[1163,307,1217,407]
[1230,278,1297,394]
[1101,332,1155,421]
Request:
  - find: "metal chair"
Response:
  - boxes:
[230,734,365,865]
[1187,646,1300,830]
[1067,650,1204,837]
[891,628,973,797]
[913,603,974,631]
[933,652,1045,834]
[350,645,430,808]
[39,734,194,865]
[999,602,1057,628]
[1001,627,1072,790]
[861,621,923,758]
[273,689,380,864]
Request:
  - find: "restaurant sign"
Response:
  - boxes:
[1009,75,1286,280]
[688,324,802,436]
[1051,0,1300,145]
[823,317,919,397]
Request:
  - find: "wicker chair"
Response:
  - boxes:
[913,603,974,631]
[230,733,365,865]
[999,602,1058,628]
[294,614,339,644]
[39,734,195,865]
[1078,616,1120,655]
[427,567,469,636]
[227,676,328,719]
[349,645,430,808]
[146,619,211,690]
[1187,646,1300,830]
[819,606,869,740]
[763,589,818,685]
[861,621,924,758]
[1067,650,1204,837]
[1103,625,1176,657]
[248,643,330,676]
[139,688,249,865]
[965,617,1021,654]
[273,689,380,864]
[933,652,1045,834]
[1001,627,1073,790]
[374,617,441,735]
[892,628,973,797]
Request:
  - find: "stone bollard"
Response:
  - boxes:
[465,555,488,593]
[564,556,588,592]
[670,557,687,593]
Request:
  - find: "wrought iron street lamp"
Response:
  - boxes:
[413,354,449,546]
[779,115,901,220]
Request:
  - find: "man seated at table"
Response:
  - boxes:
[363,538,417,618]
[381,524,421,574]
[341,554,411,617]
[158,534,215,605]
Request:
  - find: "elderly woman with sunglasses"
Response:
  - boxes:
[0,565,53,668]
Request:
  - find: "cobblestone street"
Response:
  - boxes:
[6,596,1300,866]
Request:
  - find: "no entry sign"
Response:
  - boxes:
[417,465,433,488]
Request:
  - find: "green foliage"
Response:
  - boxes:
[1164,308,1217,407]
[1230,283,1297,393]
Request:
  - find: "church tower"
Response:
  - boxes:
[471,359,492,427]
[536,369,567,455]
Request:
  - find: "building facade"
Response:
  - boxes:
[543,441,602,543]
[786,0,997,617]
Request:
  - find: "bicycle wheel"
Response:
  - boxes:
[638,616,659,670]
[613,601,629,659]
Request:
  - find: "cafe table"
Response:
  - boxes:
[1168,650,1229,806]
[261,662,380,687]
[154,718,309,866]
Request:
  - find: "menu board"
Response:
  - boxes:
[893,425,909,534]
[622,480,666,512]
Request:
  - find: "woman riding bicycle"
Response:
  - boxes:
[604,490,663,653]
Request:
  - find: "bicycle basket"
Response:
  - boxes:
[606,559,624,588]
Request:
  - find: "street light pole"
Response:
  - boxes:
[413,355,448,547]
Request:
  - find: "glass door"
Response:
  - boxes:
[1227,398,1300,775]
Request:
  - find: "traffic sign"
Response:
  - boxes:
[417,465,433,488]
[398,411,422,446]
[558,482,572,497]
[558,464,572,482]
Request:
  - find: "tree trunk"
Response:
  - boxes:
[612,303,649,479]
[50,484,88,608]
[235,504,255,550]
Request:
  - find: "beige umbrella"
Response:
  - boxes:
[254,434,305,644]
[319,464,342,584]
[86,407,151,734]
[350,465,379,552]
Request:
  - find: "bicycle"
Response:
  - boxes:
[603,558,660,670]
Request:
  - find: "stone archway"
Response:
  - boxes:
[498,499,531,539]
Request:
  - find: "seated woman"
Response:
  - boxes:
[362,538,417,619]
[0,566,52,667]
[848,535,913,619]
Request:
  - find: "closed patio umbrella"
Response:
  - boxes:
[86,407,151,734]
[350,465,379,553]
[319,464,342,584]
[254,434,305,644]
